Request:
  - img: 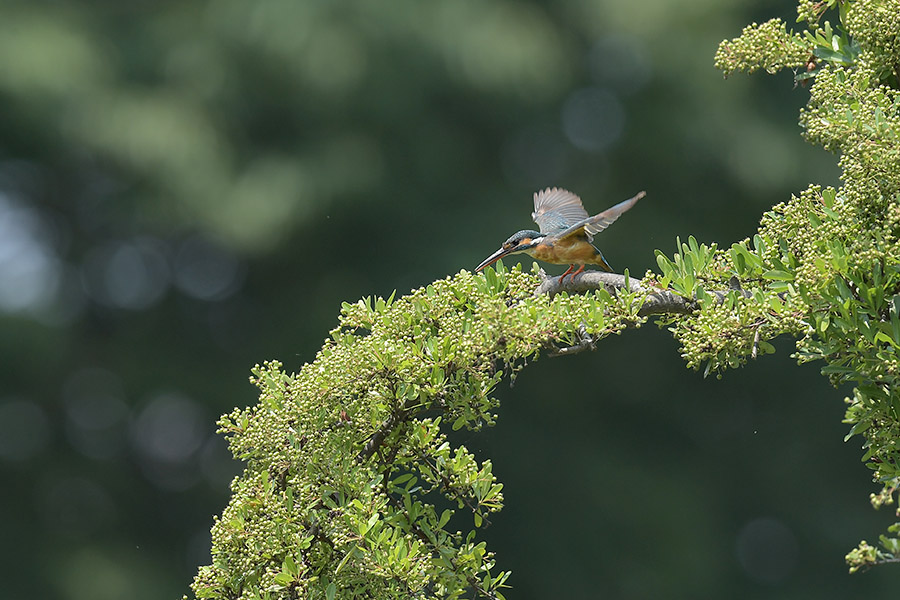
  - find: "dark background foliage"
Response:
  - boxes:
[0,1,893,598]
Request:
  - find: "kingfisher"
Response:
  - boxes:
[475,187,645,281]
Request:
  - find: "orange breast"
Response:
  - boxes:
[530,236,602,265]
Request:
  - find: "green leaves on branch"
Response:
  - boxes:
[652,231,803,376]
[190,2,900,595]
[714,18,810,78]
[191,265,653,600]
[714,3,888,87]
[655,236,717,301]
[714,0,900,573]
[804,19,860,69]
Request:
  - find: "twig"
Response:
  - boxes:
[751,324,762,359]
[546,324,595,357]
[357,397,419,463]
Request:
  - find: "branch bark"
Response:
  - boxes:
[534,269,749,315]
[534,270,697,315]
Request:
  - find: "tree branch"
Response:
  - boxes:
[534,269,747,316]
[545,324,595,357]
[535,270,758,357]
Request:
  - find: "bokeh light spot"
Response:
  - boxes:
[38,475,116,537]
[588,34,653,95]
[303,26,367,94]
[561,87,625,152]
[58,547,134,600]
[131,392,207,491]
[0,192,62,312]
[132,392,205,463]
[174,235,244,301]
[0,399,50,462]
[501,124,571,187]
[82,237,170,310]
[63,368,129,460]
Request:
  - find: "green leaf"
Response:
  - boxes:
[283,554,297,576]
[753,234,767,255]
[335,544,357,574]
[656,252,675,277]
[439,509,452,529]
[844,419,870,442]
[758,341,776,355]
[880,534,900,553]
[688,235,700,256]
[326,582,336,600]
[813,45,848,63]
[731,247,747,274]
[821,364,855,375]
[695,286,710,306]
[762,269,794,281]
[835,277,853,300]
[485,266,498,292]
[874,331,898,348]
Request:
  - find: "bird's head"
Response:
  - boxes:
[475,229,544,271]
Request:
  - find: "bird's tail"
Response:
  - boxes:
[594,248,614,272]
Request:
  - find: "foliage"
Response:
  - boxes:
[190,264,646,599]
[189,0,900,596]
[712,0,900,572]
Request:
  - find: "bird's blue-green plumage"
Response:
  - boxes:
[504,229,543,246]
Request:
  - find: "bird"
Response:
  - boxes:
[475,187,645,282]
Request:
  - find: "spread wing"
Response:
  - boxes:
[554,191,646,241]
[531,188,589,235]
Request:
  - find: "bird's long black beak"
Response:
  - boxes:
[475,246,514,272]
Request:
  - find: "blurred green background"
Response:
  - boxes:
[0,1,894,598]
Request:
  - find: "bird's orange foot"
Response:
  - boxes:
[570,264,585,282]
[559,264,585,284]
